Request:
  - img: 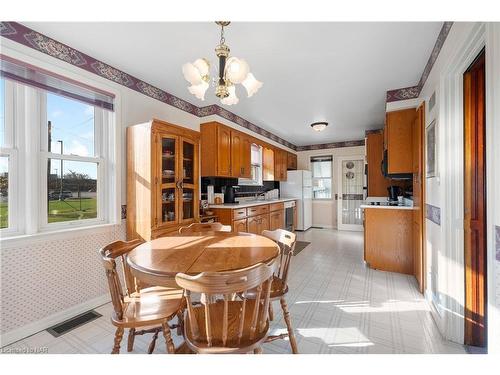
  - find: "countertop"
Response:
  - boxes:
[360,204,416,210]
[209,198,298,209]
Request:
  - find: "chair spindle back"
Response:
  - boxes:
[261,229,296,287]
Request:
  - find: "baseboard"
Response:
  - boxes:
[0,294,110,347]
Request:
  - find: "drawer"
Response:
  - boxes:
[269,202,284,212]
[232,208,248,220]
[247,204,269,217]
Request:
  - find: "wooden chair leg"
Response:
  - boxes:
[269,302,274,321]
[127,328,136,352]
[148,330,159,354]
[280,297,298,354]
[176,311,184,336]
[112,327,124,354]
[254,347,263,354]
[162,322,175,354]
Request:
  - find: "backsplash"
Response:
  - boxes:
[201,177,279,198]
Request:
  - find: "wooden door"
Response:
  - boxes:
[464,49,486,348]
[413,103,425,293]
[241,135,252,178]
[247,216,259,234]
[366,132,390,196]
[386,109,415,174]
[233,218,247,233]
[287,152,297,170]
[263,147,275,181]
[259,214,270,233]
[269,210,283,231]
[217,125,232,177]
[231,131,243,178]
[156,132,180,229]
[179,137,199,225]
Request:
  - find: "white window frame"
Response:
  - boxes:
[38,91,109,231]
[0,78,115,239]
[310,155,333,200]
[0,79,20,236]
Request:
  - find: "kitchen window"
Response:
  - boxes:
[238,143,263,186]
[311,155,333,199]
[0,57,116,238]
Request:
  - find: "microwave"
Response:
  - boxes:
[381,150,413,180]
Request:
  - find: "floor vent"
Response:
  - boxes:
[46,310,102,337]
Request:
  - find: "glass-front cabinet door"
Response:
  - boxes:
[180,139,198,223]
[157,133,179,227]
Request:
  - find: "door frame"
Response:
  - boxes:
[336,155,365,231]
[436,23,488,344]
[463,48,487,347]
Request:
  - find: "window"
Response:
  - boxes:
[238,143,263,186]
[43,93,102,226]
[0,64,115,238]
[311,155,333,199]
[0,78,16,231]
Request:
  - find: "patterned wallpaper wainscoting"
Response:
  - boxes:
[0,223,125,338]
[426,204,441,225]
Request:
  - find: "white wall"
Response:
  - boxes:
[417,22,500,352]
[0,38,297,346]
[297,146,365,229]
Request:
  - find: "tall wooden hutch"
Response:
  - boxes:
[126,119,200,240]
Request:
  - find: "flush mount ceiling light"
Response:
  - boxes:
[310,122,329,132]
[182,21,263,105]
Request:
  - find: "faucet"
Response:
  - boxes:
[255,192,267,200]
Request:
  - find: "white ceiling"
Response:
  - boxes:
[24,22,442,146]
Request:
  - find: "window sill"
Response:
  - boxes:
[0,221,123,249]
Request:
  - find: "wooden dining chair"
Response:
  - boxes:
[179,222,232,234]
[260,229,299,354]
[175,261,277,354]
[99,239,185,354]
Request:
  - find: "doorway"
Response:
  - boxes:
[337,156,364,231]
[463,48,487,348]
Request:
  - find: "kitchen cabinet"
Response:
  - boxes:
[233,218,248,233]
[366,132,391,196]
[231,131,252,178]
[127,119,200,240]
[287,152,298,170]
[211,201,288,234]
[384,108,415,174]
[200,121,251,178]
[247,214,270,234]
[269,209,284,231]
[274,148,288,181]
[263,146,275,181]
[364,207,414,275]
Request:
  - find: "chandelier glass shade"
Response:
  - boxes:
[182,22,263,105]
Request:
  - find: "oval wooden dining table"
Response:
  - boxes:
[127,232,280,288]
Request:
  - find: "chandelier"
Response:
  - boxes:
[181,21,263,105]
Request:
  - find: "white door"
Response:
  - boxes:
[337,156,365,231]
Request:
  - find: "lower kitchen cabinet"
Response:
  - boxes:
[269,209,284,231]
[247,214,269,234]
[233,218,248,233]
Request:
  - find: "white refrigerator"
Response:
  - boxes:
[280,170,312,231]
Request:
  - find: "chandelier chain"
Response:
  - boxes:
[219,24,226,45]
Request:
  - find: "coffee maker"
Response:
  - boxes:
[223,185,239,204]
[387,185,402,204]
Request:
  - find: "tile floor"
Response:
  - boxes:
[1,229,466,354]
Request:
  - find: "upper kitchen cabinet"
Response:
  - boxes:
[287,152,298,170]
[366,132,390,196]
[274,148,288,181]
[263,146,275,181]
[384,108,415,174]
[200,122,251,178]
[127,119,200,241]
